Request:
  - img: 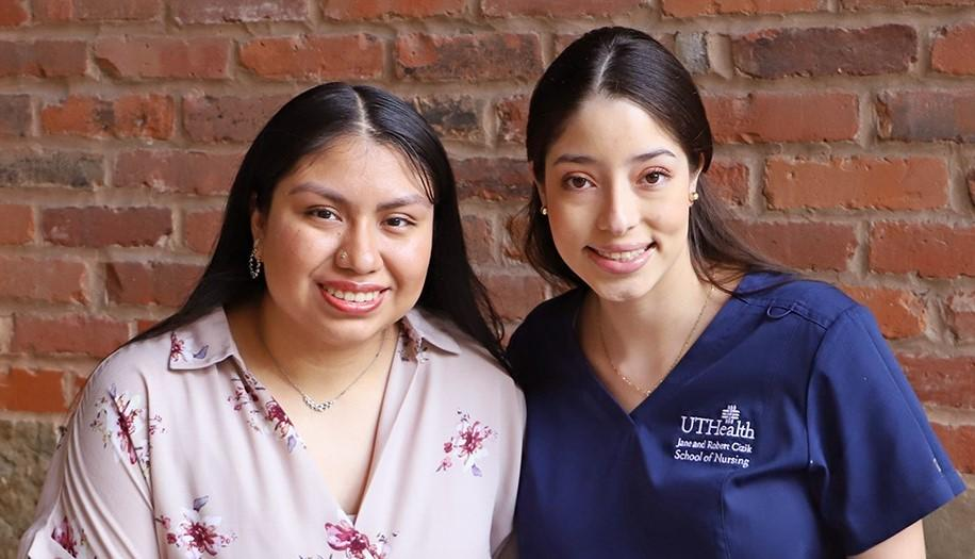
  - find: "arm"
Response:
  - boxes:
[19,363,160,558]
[850,521,925,559]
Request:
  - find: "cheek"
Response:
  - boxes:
[386,231,433,283]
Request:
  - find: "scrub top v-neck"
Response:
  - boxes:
[509,273,964,559]
[21,307,525,559]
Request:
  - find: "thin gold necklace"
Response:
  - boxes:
[260,328,387,412]
[597,283,714,397]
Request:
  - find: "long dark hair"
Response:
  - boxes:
[134,83,506,366]
[524,27,785,291]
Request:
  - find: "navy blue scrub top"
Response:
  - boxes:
[509,273,965,559]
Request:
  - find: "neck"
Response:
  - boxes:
[256,297,389,386]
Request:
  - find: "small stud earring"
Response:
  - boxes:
[689,191,700,203]
[541,206,548,216]
[248,246,262,279]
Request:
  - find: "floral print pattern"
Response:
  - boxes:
[228,370,303,452]
[51,516,95,558]
[90,384,164,481]
[325,521,391,559]
[156,496,236,559]
[436,411,496,477]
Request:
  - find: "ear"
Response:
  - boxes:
[249,194,266,253]
[689,156,704,198]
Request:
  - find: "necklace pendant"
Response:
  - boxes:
[303,394,333,412]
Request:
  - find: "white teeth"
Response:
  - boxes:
[324,286,381,303]
[595,247,649,262]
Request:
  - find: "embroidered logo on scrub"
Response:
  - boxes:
[674,404,755,469]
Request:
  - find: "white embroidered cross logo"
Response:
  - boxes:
[721,405,740,424]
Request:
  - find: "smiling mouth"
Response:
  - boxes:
[588,244,655,262]
[321,285,385,303]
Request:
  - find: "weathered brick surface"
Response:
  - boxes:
[878,90,975,142]
[0,420,58,555]
[0,257,86,303]
[734,221,857,271]
[484,0,644,17]
[705,92,859,143]
[396,33,543,82]
[413,95,483,143]
[706,161,749,207]
[42,206,172,248]
[184,209,224,254]
[900,355,975,409]
[114,150,241,195]
[932,23,975,75]
[662,0,821,17]
[0,40,87,77]
[183,95,290,143]
[932,424,975,473]
[0,368,68,412]
[496,94,529,145]
[170,0,308,24]
[462,214,495,265]
[11,314,129,358]
[0,150,103,188]
[482,272,548,321]
[870,223,975,278]
[453,157,533,201]
[240,35,383,81]
[946,293,975,342]
[105,261,203,307]
[843,286,926,339]
[764,157,948,210]
[94,37,230,80]
[0,0,29,26]
[0,94,30,136]
[843,0,975,8]
[0,205,33,245]
[733,26,917,78]
[41,94,175,139]
[322,0,465,19]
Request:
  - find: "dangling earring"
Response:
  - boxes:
[540,206,548,216]
[689,191,700,204]
[248,245,263,279]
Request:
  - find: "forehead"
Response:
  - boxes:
[548,95,688,164]
[282,135,429,202]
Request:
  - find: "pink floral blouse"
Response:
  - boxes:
[19,308,525,559]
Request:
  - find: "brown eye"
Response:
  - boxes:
[645,171,663,184]
[565,176,592,190]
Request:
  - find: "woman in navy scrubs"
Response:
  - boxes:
[509,27,965,559]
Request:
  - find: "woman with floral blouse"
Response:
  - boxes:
[20,83,524,559]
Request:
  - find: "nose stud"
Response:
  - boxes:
[337,250,349,264]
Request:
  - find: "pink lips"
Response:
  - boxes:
[319,281,388,315]
[585,243,654,275]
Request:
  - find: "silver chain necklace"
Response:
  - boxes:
[261,328,387,412]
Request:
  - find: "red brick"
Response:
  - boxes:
[662,0,820,17]
[183,94,290,144]
[0,204,33,245]
[482,272,547,321]
[947,293,975,342]
[413,95,483,143]
[734,221,857,271]
[0,94,30,137]
[870,223,975,278]
[0,40,87,77]
[484,0,643,16]
[184,209,224,253]
[878,90,975,142]
[931,424,975,474]
[0,257,86,303]
[94,37,230,80]
[0,368,69,413]
[42,206,172,248]
[733,26,916,79]
[496,94,528,144]
[462,215,495,265]
[843,0,975,9]
[240,35,383,81]
[900,355,975,409]
[842,286,926,339]
[11,314,129,358]
[503,212,529,263]
[171,0,308,23]
[41,95,175,140]
[114,150,241,195]
[932,24,975,75]
[396,33,543,83]
[453,157,533,201]
[764,156,948,210]
[74,0,161,20]
[704,92,858,144]
[321,0,465,19]
[0,0,28,26]
[0,150,103,188]
[32,0,71,21]
[706,161,749,207]
[106,261,203,307]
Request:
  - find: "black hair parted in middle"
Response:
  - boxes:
[133,82,507,367]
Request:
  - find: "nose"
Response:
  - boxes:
[335,222,381,275]
[596,180,639,236]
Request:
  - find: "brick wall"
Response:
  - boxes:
[0,0,973,556]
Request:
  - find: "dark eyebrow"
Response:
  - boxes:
[553,149,678,166]
[288,182,431,211]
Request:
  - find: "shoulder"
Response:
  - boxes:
[509,288,584,352]
[736,272,862,332]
